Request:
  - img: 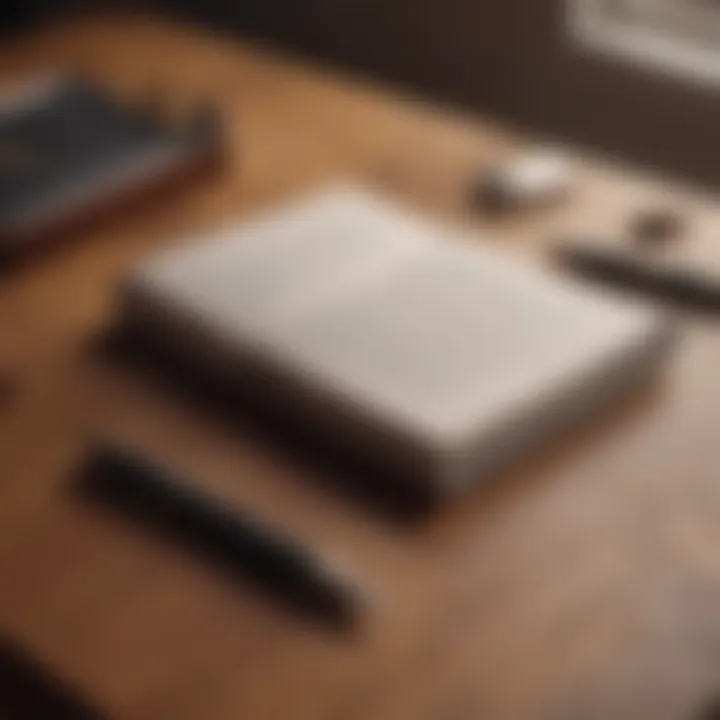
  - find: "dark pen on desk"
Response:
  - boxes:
[78,442,361,632]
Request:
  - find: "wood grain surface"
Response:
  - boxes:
[1,14,720,720]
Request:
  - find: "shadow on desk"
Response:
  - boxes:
[91,320,669,533]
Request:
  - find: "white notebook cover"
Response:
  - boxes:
[121,187,672,494]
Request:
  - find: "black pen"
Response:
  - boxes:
[80,443,360,630]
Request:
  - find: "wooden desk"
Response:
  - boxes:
[1,15,720,720]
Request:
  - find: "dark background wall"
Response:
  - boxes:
[1,3,53,34]
[158,0,518,117]
[1,1,92,35]
[6,0,720,187]
[159,0,720,186]
[512,1,720,187]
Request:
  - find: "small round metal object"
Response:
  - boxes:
[471,151,572,215]
[631,209,684,247]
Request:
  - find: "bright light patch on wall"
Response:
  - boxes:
[569,0,720,88]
